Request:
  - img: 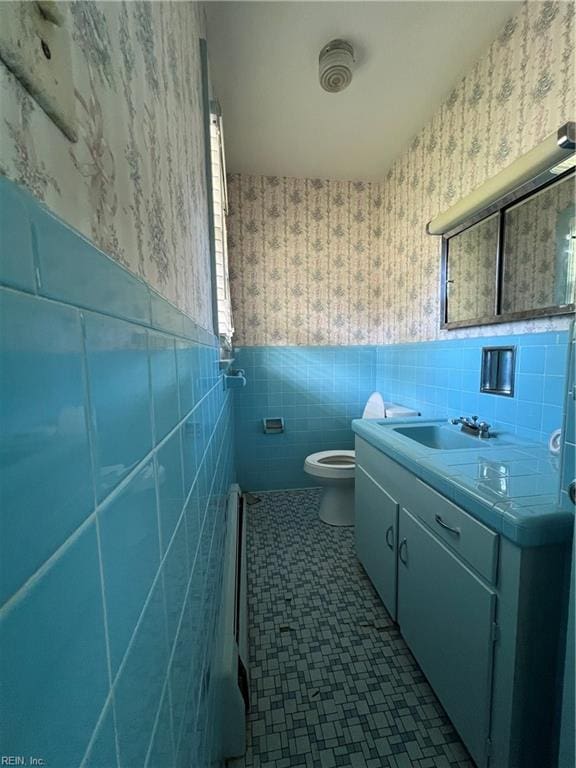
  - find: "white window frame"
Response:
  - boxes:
[209,102,234,342]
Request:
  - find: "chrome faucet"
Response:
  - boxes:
[451,415,492,439]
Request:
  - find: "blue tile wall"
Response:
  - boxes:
[376,331,570,445]
[0,289,93,604]
[560,323,576,513]
[149,331,179,441]
[234,346,376,490]
[0,176,235,768]
[558,321,575,765]
[235,331,570,491]
[84,312,153,501]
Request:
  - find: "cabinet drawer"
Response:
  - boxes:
[356,438,499,584]
[403,482,499,584]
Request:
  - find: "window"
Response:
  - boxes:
[209,102,234,342]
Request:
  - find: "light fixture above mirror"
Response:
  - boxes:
[430,123,575,330]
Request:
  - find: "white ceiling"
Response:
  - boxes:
[206,1,522,181]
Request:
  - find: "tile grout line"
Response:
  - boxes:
[154,405,232,763]
[0,280,218,348]
[78,392,231,768]
[172,424,231,759]
[0,378,223,618]
[78,310,122,768]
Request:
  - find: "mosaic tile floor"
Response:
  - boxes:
[231,489,475,768]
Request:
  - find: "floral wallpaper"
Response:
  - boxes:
[501,173,575,312]
[227,0,575,346]
[227,175,382,345]
[0,1,213,331]
[446,214,500,324]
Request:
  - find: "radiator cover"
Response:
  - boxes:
[219,483,249,758]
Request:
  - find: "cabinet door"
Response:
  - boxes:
[398,507,496,768]
[355,466,398,620]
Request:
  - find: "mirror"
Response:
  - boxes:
[501,174,575,313]
[446,214,498,323]
[441,170,575,329]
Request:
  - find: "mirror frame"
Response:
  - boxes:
[440,167,575,330]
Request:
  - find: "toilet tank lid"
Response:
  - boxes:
[362,393,419,419]
[385,403,420,417]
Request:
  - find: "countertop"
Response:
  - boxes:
[352,417,574,547]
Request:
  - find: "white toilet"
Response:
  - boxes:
[303,393,419,527]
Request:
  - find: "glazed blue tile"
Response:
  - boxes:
[518,346,546,374]
[33,206,150,324]
[162,516,190,651]
[174,667,199,768]
[543,375,566,407]
[542,404,564,434]
[559,340,576,513]
[477,394,496,422]
[460,370,479,392]
[516,373,545,403]
[184,484,202,567]
[176,340,195,417]
[84,703,119,768]
[494,396,517,426]
[180,416,203,498]
[514,425,544,443]
[156,431,185,551]
[182,314,203,343]
[169,582,197,752]
[150,290,185,337]
[149,331,179,441]
[452,471,557,502]
[0,289,92,603]
[565,393,575,446]
[0,177,36,292]
[2,183,234,768]
[0,522,109,766]
[546,344,569,376]
[239,335,570,489]
[85,313,153,500]
[114,576,169,768]
[98,460,160,675]
[201,346,215,397]
[146,683,175,768]
[516,400,542,426]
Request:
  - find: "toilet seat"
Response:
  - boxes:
[304,450,356,480]
[303,395,418,526]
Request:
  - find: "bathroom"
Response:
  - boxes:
[0,1,574,767]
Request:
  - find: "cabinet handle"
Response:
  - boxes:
[385,525,394,550]
[435,514,461,537]
[398,538,408,564]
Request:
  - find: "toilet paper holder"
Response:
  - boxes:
[262,417,284,434]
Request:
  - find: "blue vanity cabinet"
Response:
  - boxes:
[355,436,569,768]
[398,507,496,768]
[355,465,399,619]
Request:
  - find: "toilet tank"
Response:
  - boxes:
[384,403,420,418]
[361,392,419,419]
